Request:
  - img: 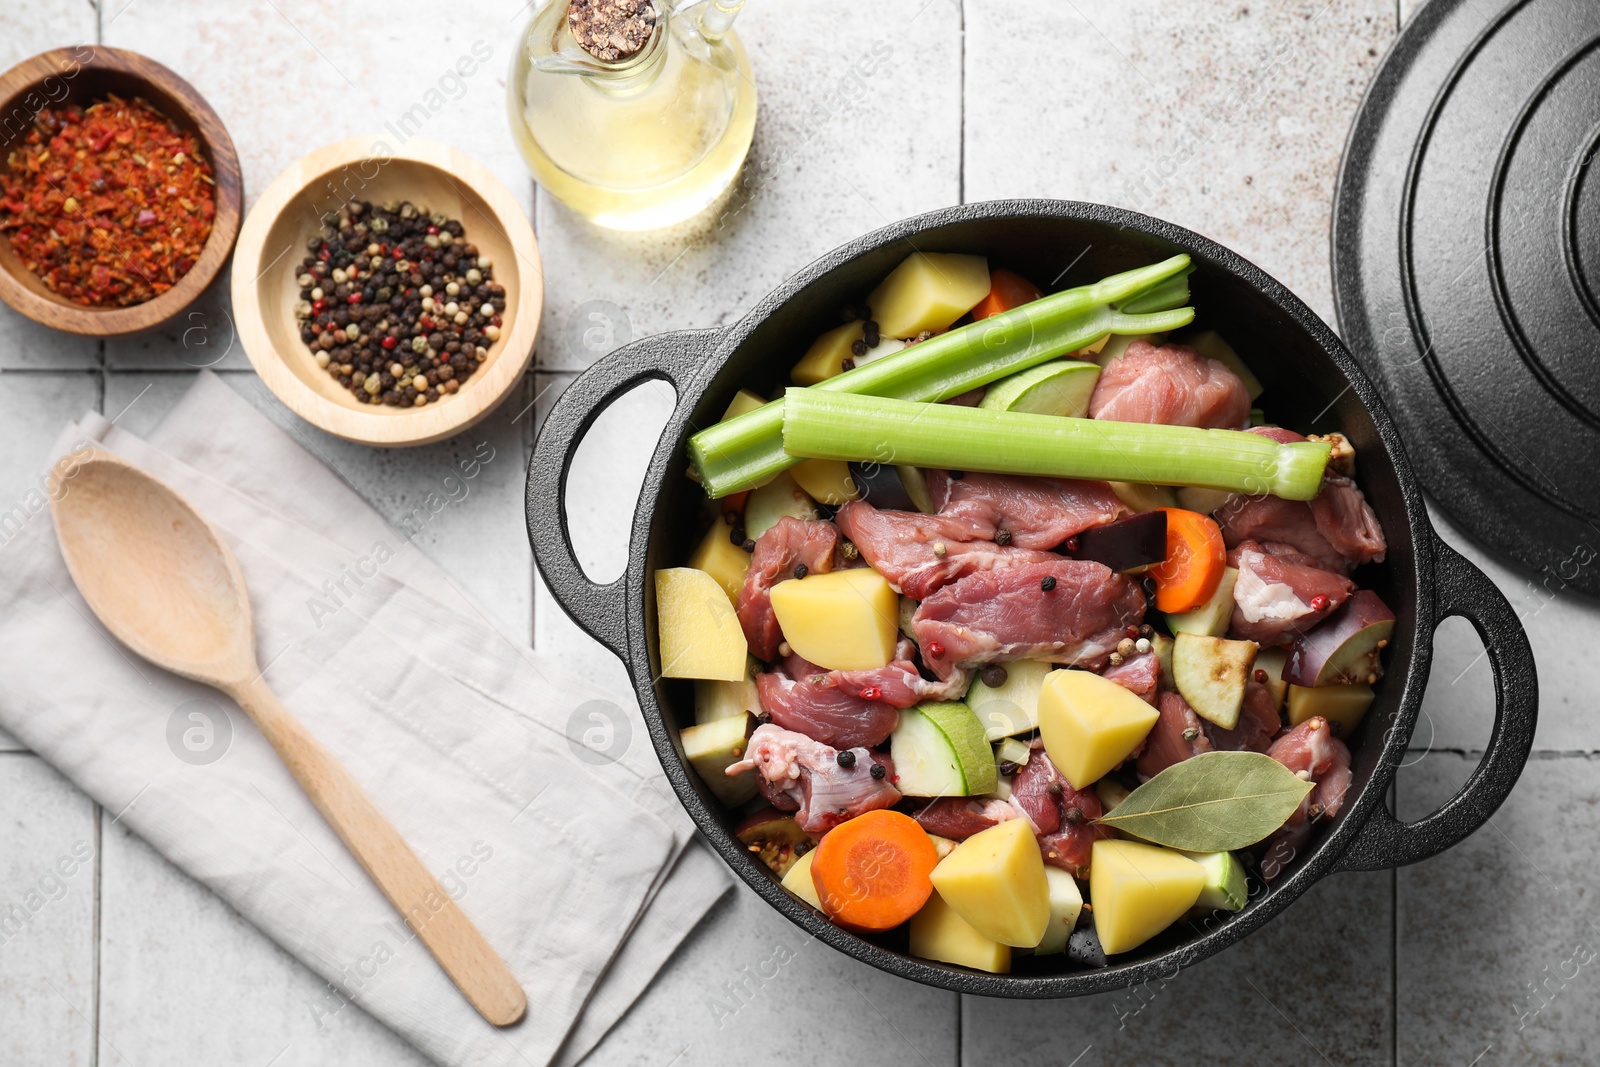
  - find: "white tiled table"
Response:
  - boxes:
[1,2,1594,1064]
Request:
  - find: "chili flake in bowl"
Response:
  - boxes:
[294,201,505,408]
[0,94,215,307]
[0,46,242,337]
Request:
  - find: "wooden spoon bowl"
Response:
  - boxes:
[231,137,542,447]
[54,454,251,678]
[0,47,243,337]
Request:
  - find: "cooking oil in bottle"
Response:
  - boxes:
[508,0,757,231]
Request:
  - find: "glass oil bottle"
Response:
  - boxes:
[508,0,757,230]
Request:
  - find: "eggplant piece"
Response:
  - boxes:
[849,461,914,510]
[1284,590,1396,687]
[1066,921,1109,968]
[1165,565,1239,637]
[734,807,812,877]
[1173,632,1257,730]
[1063,510,1167,572]
[1108,481,1178,511]
[1186,329,1265,400]
[1176,485,1232,516]
[848,462,934,513]
[1287,682,1375,739]
[744,470,820,540]
[1252,646,1290,711]
[1095,778,1131,813]
[1150,631,1175,689]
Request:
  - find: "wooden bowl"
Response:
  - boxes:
[232,137,541,447]
[0,47,243,337]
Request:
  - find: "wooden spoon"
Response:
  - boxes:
[49,450,527,1027]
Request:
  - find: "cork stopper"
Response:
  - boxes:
[567,0,658,62]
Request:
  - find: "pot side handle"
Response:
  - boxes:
[525,329,718,660]
[1337,534,1538,871]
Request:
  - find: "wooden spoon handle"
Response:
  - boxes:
[228,679,527,1027]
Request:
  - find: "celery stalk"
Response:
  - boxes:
[780,391,1332,501]
[688,255,1195,498]
[1118,264,1195,315]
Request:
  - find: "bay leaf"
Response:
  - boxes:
[1097,751,1313,852]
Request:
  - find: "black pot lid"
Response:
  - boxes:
[1333,0,1600,596]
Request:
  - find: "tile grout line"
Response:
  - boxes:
[1391,863,1399,1066]
[957,0,966,207]
[534,179,547,655]
[5,366,160,375]
[1391,771,1399,1067]
[92,806,104,1067]
[1406,748,1600,759]
[91,312,105,1064]
[90,0,104,1060]
[957,990,965,1067]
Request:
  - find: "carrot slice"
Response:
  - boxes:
[1148,507,1226,614]
[810,809,938,932]
[972,269,1044,320]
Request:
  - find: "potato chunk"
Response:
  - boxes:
[769,568,898,671]
[792,322,861,385]
[928,817,1050,948]
[1036,669,1160,790]
[655,567,749,680]
[790,459,858,506]
[910,890,1012,973]
[781,848,824,910]
[720,388,767,420]
[867,252,991,338]
[686,520,751,604]
[1089,840,1205,955]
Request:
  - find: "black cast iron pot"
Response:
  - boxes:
[526,200,1537,997]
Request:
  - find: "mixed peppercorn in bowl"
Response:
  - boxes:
[292,199,507,409]
[230,136,541,447]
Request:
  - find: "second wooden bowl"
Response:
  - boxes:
[232,136,542,447]
[0,47,243,337]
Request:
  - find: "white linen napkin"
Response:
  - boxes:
[0,371,729,1067]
